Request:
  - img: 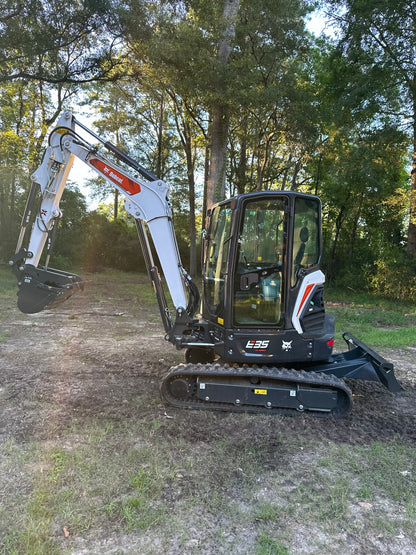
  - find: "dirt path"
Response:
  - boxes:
[1,276,415,446]
[1,273,415,554]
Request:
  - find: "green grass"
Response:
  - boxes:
[0,264,17,297]
[2,397,416,553]
[87,267,173,307]
[326,287,416,348]
[256,531,289,555]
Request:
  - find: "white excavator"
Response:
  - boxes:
[10,111,403,417]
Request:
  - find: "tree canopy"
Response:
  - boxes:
[1,0,415,299]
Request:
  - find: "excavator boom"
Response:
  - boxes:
[10,112,193,320]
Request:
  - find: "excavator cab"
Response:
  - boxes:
[205,195,287,328]
[201,191,334,365]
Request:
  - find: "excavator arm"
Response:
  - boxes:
[10,111,198,332]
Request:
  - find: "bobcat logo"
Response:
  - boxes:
[282,340,293,352]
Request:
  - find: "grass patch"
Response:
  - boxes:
[2,413,416,554]
[0,264,17,300]
[118,467,167,531]
[325,287,415,311]
[256,531,289,555]
[311,442,416,534]
[326,287,416,348]
[85,268,173,308]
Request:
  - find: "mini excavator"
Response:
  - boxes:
[10,112,403,417]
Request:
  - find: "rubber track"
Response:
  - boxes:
[160,363,353,418]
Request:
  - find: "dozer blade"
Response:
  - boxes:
[341,332,403,392]
[304,332,403,393]
[16,264,83,314]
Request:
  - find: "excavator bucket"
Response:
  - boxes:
[14,264,83,314]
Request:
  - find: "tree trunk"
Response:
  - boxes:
[207,104,229,207]
[407,116,416,255]
[348,193,364,265]
[236,114,247,194]
[183,122,197,276]
[290,159,301,191]
[328,206,345,282]
[202,140,210,227]
[170,93,198,276]
[281,154,292,190]
[314,152,323,196]
[206,0,240,211]
[256,132,274,191]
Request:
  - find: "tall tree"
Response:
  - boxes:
[0,0,122,84]
[205,0,240,210]
[326,0,416,256]
[120,0,313,203]
[169,92,205,275]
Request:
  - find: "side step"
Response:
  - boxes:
[161,364,353,418]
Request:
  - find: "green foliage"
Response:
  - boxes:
[325,0,416,255]
[78,212,145,272]
[0,0,120,84]
[327,243,416,304]
[319,125,410,285]
[0,0,414,289]
[369,247,416,302]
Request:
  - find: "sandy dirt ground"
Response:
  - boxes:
[1,272,415,553]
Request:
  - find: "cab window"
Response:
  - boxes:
[204,204,232,320]
[291,197,320,286]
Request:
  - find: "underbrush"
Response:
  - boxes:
[0,264,17,297]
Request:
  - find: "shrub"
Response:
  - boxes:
[369,248,416,302]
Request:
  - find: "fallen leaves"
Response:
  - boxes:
[358,501,373,509]
[63,526,70,538]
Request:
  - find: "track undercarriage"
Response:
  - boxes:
[161,363,354,417]
[161,334,403,418]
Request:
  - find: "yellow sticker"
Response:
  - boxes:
[218,317,224,325]
[55,127,70,135]
[254,389,267,395]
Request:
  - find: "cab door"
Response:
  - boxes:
[203,202,232,324]
[233,197,288,327]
